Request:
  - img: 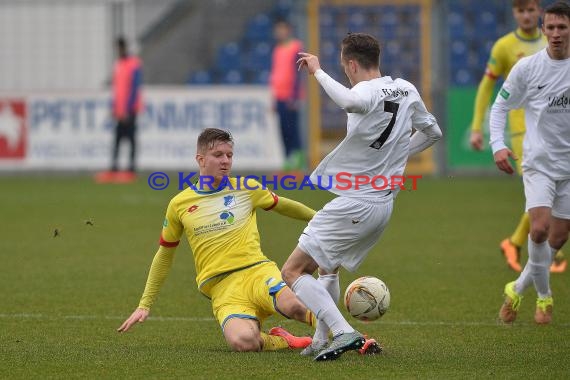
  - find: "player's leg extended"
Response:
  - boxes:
[282,247,364,360]
[243,262,312,350]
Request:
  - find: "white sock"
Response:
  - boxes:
[514,262,533,294]
[291,274,354,337]
[312,273,340,342]
[528,239,552,299]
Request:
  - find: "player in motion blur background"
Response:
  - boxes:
[110,37,143,176]
[490,0,570,325]
[118,128,317,352]
[270,19,305,172]
[281,33,442,360]
[469,0,566,273]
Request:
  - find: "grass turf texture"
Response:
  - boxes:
[1,175,569,379]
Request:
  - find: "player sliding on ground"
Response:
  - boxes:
[118,128,318,352]
[281,33,442,361]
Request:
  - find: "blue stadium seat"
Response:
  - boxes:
[347,9,366,31]
[273,0,293,20]
[221,69,243,85]
[254,69,270,84]
[187,70,212,85]
[245,13,272,41]
[216,42,241,72]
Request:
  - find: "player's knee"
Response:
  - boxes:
[280,266,295,287]
[549,234,568,251]
[530,224,549,243]
[226,331,262,352]
[286,299,308,322]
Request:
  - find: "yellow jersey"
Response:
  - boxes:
[472,28,546,135]
[485,28,546,81]
[160,177,278,297]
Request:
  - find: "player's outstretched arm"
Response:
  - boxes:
[297,52,365,113]
[272,196,316,222]
[117,245,176,332]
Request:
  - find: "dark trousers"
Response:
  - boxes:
[276,101,301,157]
[111,114,137,172]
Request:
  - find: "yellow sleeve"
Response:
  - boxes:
[138,245,176,310]
[471,40,503,132]
[271,195,316,222]
[246,178,279,210]
[471,75,497,132]
[160,198,184,246]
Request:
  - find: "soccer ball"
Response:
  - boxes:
[344,276,390,321]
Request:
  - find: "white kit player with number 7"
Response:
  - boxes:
[280,33,442,361]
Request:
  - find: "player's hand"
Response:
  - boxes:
[117,308,149,332]
[470,131,484,151]
[493,148,517,175]
[297,52,321,74]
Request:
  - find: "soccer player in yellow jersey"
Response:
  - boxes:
[469,0,566,273]
[117,128,318,352]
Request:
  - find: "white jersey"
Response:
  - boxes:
[310,69,438,198]
[490,48,570,179]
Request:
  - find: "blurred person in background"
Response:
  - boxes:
[468,0,566,273]
[270,19,305,173]
[101,36,143,183]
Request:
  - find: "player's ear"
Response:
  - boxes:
[196,153,205,168]
[349,60,358,74]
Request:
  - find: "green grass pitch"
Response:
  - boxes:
[1,175,569,379]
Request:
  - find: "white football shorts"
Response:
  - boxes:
[298,194,393,273]
[523,168,570,219]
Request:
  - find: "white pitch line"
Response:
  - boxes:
[0,313,214,322]
[1,313,568,327]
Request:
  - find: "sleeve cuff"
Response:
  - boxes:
[491,141,508,154]
[159,235,180,248]
[314,69,326,80]
[263,192,279,211]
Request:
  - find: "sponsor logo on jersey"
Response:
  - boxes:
[547,93,569,113]
[381,88,409,97]
[223,195,236,208]
[499,88,510,100]
[219,210,235,224]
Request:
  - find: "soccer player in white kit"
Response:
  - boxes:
[490,1,570,325]
[280,33,442,361]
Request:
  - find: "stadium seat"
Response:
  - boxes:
[187,70,212,85]
[221,69,243,85]
[245,13,272,41]
[216,42,242,72]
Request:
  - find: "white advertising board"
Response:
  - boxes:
[0,86,284,171]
